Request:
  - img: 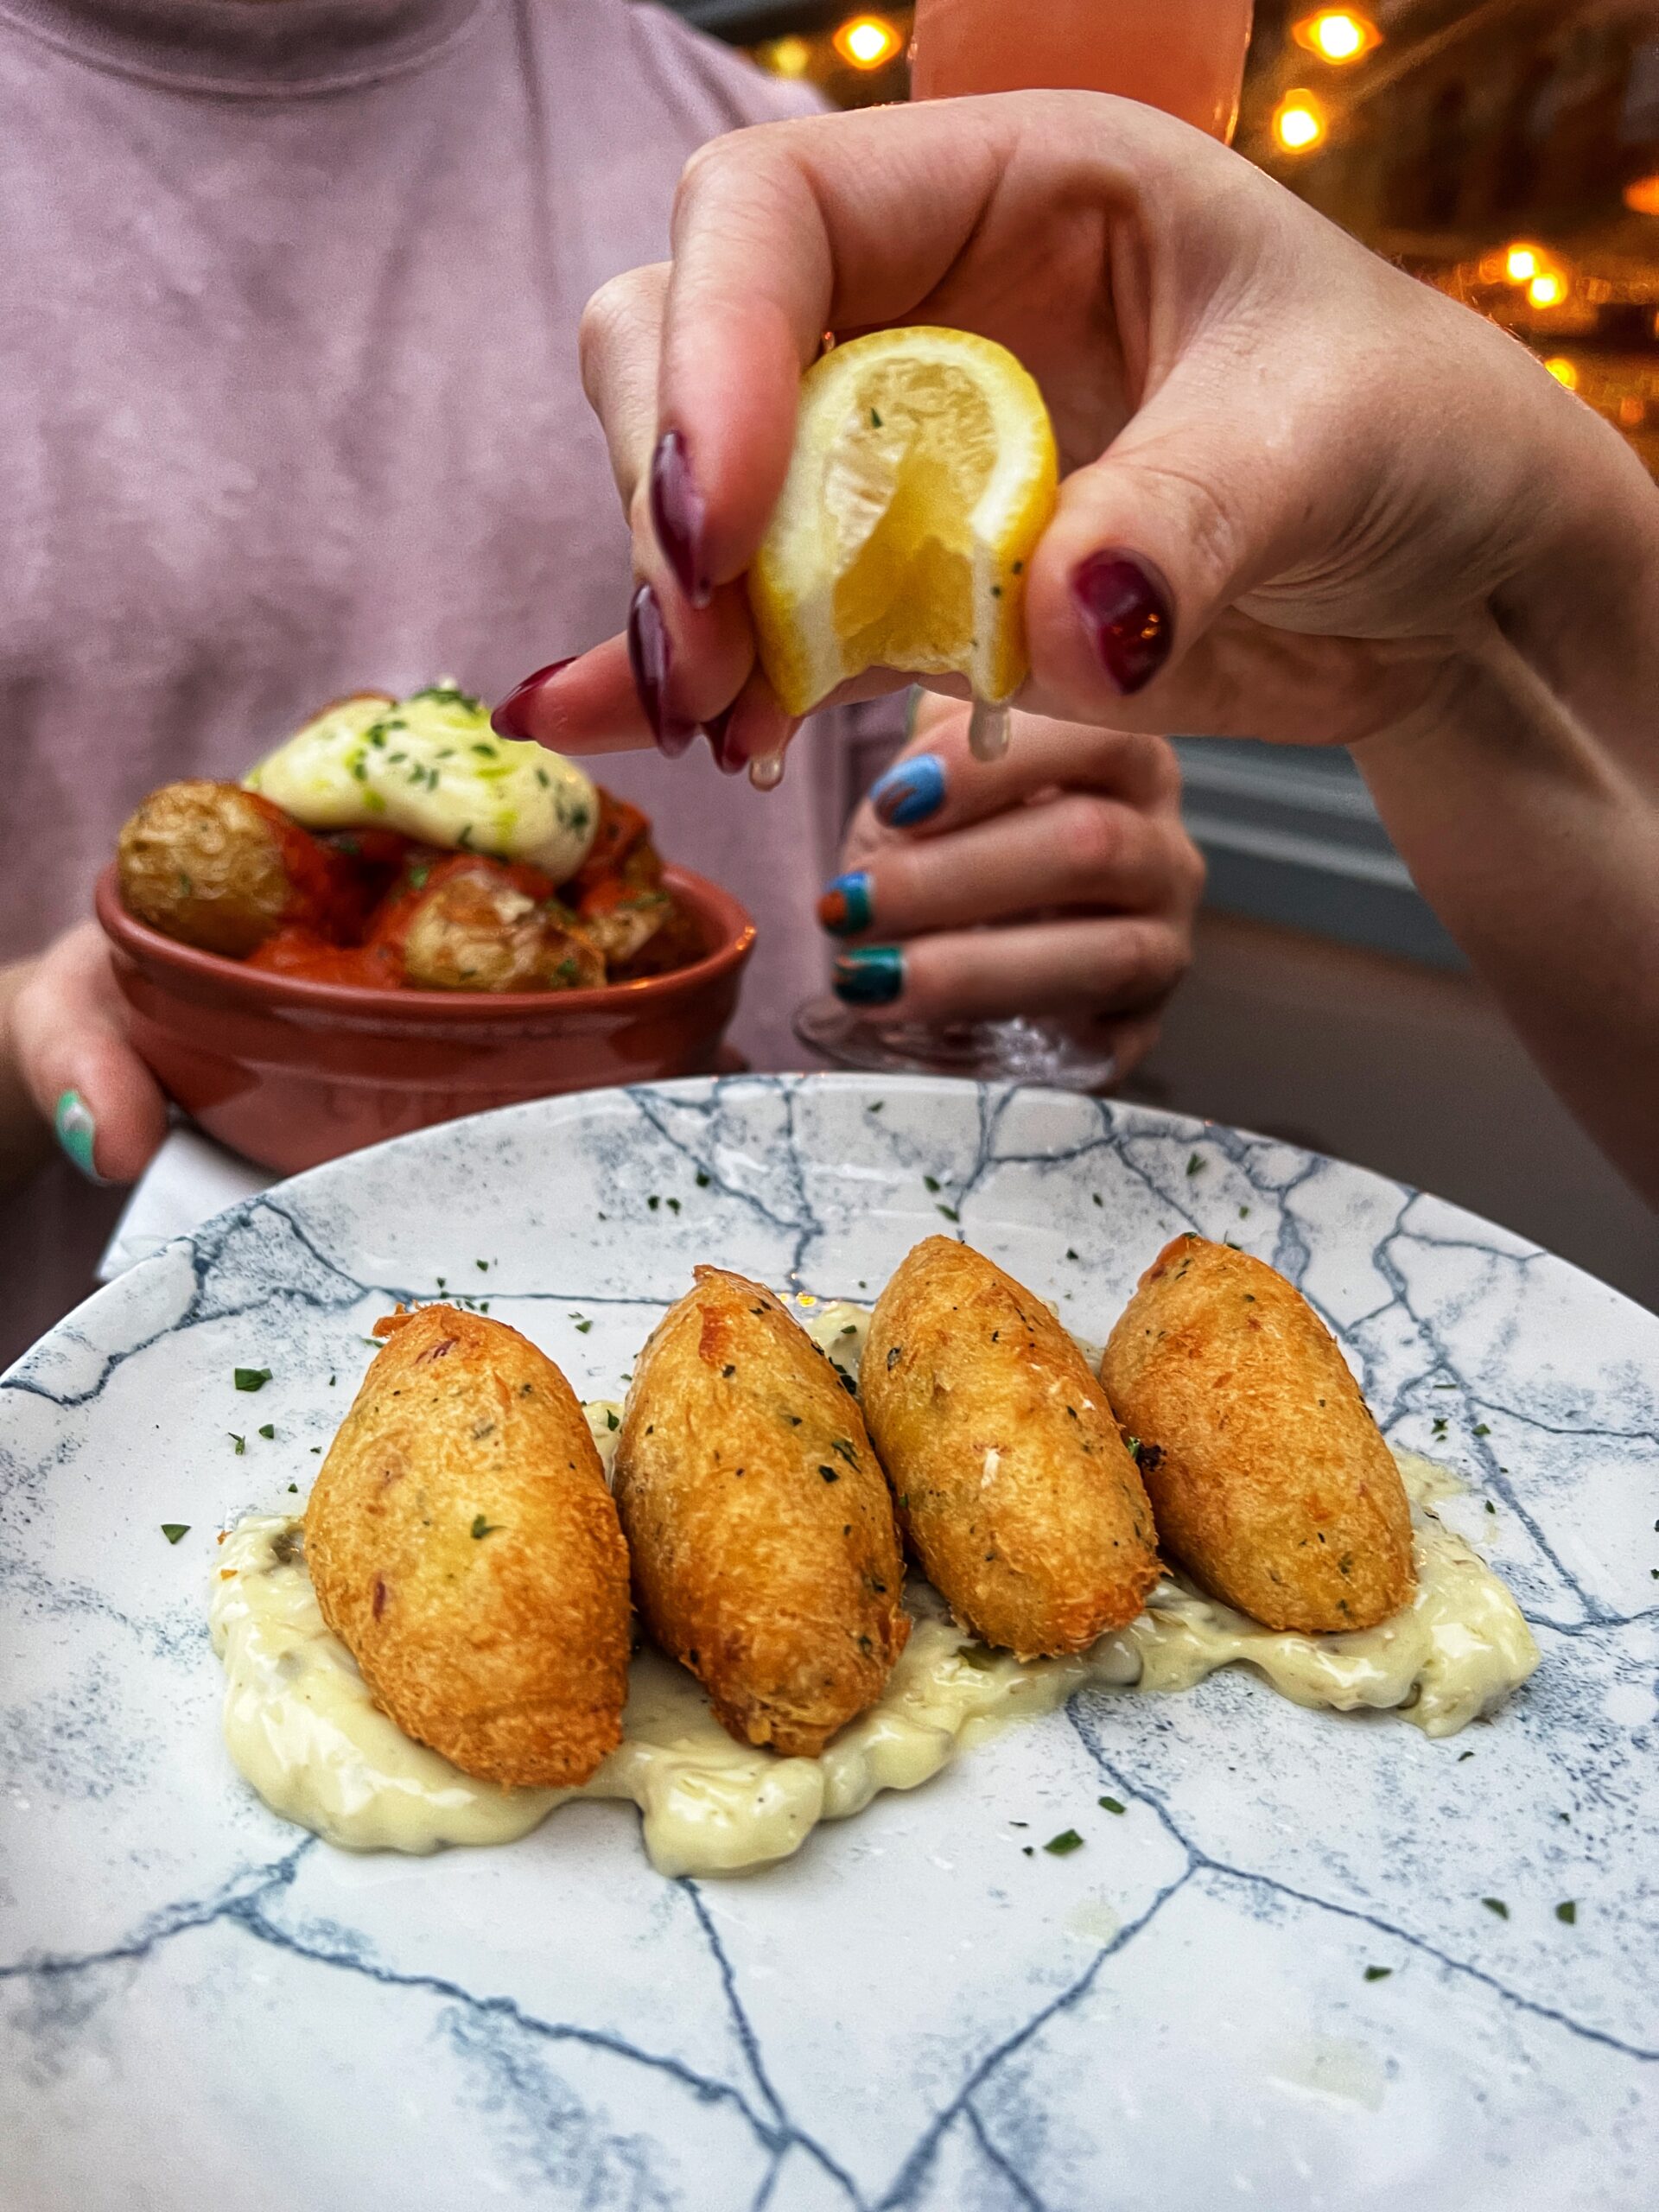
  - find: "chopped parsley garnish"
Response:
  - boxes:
[161,1524,189,1544]
[1098,1796,1126,1815]
[1363,1966,1392,1982]
[1043,1829,1084,1857]
[923,1174,941,1193]
[887,1345,901,1370]
[288,1483,299,1493]
[572,1316,593,1334]
[696,1170,712,1188]
[870,407,882,427]
[605,1409,620,1432]
[229,1433,245,1455]
[819,1465,840,1483]
[1185,1153,1204,1177]
[830,1438,859,1465]
[666,1197,681,1214]
[1474,1424,1491,1437]
[1432,1416,1449,1438]
[475,1259,489,1272]
[648,1195,661,1211]
[936,1204,960,1223]
[1555,1900,1578,1925]
[1481,1897,1509,1919]
[257,1423,275,1440]
[1065,1248,1078,1262]
[1124,1436,1141,1461]
[234,1368,271,1392]
[471,1515,501,1540]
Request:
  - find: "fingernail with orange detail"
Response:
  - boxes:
[817,871,873,937]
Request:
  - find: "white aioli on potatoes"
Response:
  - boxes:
[211,1450,1535,1875]
[244,685,599,880]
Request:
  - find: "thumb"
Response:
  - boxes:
[11,924,169,1184]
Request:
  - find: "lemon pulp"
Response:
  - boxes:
[750,328,1058,719]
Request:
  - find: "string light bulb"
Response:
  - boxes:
[832,15,902,70]
[1624,173,1659,216]
[1294,10,1382,64]
[1273,92,1327,153]
[760,35,813,79]
[1528,271,1566,309]
[1503,244,1541,283]
[1543,358,1579,391]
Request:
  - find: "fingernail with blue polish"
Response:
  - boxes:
[870,753,946,830]
[833,946,904,1007]
[54,1090,104,1182]
[817,870,873,937]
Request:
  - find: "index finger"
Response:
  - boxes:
[658,99,1033,591]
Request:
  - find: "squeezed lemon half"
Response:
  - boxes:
[748,327,1059,719]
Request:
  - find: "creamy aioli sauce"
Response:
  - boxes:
[245,685,599,881]
[211,1450,1536,1875]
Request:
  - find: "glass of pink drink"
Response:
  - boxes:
[798,1,1254,1090]
[910,0,1255,142]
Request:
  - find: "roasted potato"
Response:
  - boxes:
[117,779,370,956]
[614,1267,909,1757]
[304,1304,631,1787]
[1101,1235,1414,1632]
[862,1237,1160,1659]
[369,855,605,991]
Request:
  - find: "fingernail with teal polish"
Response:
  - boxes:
[817,870,873,937]
[833,946,904,1007]
[54,1090,104,1181]
[870,753,946,829]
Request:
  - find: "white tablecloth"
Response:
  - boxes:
[97,1128,275,1281]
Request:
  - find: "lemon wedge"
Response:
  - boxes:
[748,327,1059,718]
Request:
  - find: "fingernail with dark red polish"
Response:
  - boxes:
[627,582,697,758]
[704,706,744,776]
[651,430,711,609]
[1070,550,1173,696]
[491,658,576,740]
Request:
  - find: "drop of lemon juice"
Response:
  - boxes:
[968,696,1010,763]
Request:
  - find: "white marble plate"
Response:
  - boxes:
[3,1075,1655,2210]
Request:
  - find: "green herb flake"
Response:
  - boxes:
[696,1171,712,1188]
[288,1483,299,1494]
[257,1423,275,1440]
[923,1174,941,1193]
[1043,1829,1084,1857]
[572,1316,594,1334]
[1432,1416,1449,1438]
[161,1524,189,1545]
[1098,1796,1126,1815]
[1555,1900,1578,1925]
[1363,1965,1392,1982]
[234,1368,271,1392]
[937,1204,960,1223]
[818,1465,840,1484]
[1185,1153,1205,1177]
[1481,1897,1509,1919]
[475,1259,489,1273]
[229,1433,245,1455]
[471,1515,501,1540]
[1124,1435,1141,1461]
[1474,1423,1491,1437]
[667,1197,682,1215]
[1065,1248,1079,1262]
[606,1409,620,1432]
[648,1195,661,1211]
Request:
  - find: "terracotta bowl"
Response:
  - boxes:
[95,863,756,1175]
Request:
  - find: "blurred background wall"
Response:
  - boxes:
[671,0,1659,1310]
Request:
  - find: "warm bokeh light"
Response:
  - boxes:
[1619,394,1647,427]
[1544,358,1580,391]
[760,35,813,79]
[1503,244,1541,283]
[832,15,903,69]
[1273,92,1327,153]
[1624,172,1659,216]
[1529,272,1567,308]
[1294,10,1382,64]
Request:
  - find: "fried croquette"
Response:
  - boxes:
[613,1267,909,1757]
[118,779,370,956]
[1100,1235,1414,1633]
[861,1237,1160,1660]
[304,1304,631,1787]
